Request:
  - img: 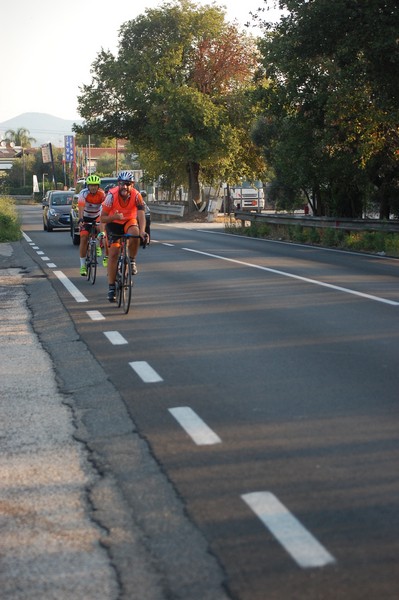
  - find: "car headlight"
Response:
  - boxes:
[49,209,57,216]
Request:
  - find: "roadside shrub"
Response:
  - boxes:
[361,231,385,252]
[224,218,399,256]
[0,196,22,242]
[292,225,306,243]
[304,227,321,244]
[320,227,345,248]
[255,223,271,238]
[384,234,399,257]
[345,232,363,250]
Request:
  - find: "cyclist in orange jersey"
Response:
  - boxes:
[101,171,148,302]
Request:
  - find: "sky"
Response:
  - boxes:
[1,0,282,125]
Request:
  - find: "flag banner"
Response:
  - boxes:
[33,175,40,193]
[41,143,53,164]
[64,135,75,163]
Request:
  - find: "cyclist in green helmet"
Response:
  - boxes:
[77,174,106,276]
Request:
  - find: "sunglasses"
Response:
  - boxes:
[119,181,133,186]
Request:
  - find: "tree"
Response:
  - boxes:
[3,128,38,187]
[4,127,36,148]
[252,0,399,218]
[75,0,264,207]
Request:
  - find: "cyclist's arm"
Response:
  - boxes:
[101,195,121,223]
[100,208,124,223]
[77,191,86,221]
[137,206,147,237]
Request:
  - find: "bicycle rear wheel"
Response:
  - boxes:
[121,257,132,314]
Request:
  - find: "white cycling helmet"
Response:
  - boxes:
[117,171,134,183]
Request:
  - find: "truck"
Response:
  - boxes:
[223,181,265,212]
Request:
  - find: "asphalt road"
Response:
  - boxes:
[16,204,399,599]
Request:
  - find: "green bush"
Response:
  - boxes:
[304,227,321,244]
[0,196,22,242]
[258,223,271,237]
[385,234,399,256]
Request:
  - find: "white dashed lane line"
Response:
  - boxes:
[53,270,88,303]
[168,406,222,445]
[129,361,163,382]
[87,310,105,321]
[241,491,336,569]
[103,331,128,345]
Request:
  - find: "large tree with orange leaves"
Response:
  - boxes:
[76,0,267,207]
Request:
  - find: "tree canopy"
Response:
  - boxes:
[75,0,266,206]
[252,0,399,217]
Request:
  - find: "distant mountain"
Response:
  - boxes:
[0,112,83,147]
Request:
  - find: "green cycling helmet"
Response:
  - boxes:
[86,174,101,185]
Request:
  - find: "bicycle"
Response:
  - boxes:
[115,233,147,314]
[85,221,101,284]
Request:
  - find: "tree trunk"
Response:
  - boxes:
[378,186,391,220]
[187,161,201,211]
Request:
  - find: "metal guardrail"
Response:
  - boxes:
[234,211,399,233]
[148,202,185,220]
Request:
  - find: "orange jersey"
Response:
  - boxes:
[101,186,144,224]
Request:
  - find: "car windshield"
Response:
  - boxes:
[51,194,73,206]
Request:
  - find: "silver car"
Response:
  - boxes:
[43,190,74,231]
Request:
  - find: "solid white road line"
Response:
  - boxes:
[53,271,88,303]
[241,491,336,569]
[87,310,105,321]
[129,361,163,383]
[103,331,128,345]
[183,247,399,306]
[168,406,222,445]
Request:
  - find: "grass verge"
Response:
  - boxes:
[0,196,22,243]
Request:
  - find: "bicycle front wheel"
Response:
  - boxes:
[89,241,97,284]
[121,257,132,314]
[85,245,91,282]
[116,258,123,308]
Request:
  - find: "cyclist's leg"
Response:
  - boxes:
[102,230,109,267]
[79,222,90,275]
[96,222,103,256]
[105,224,123,300]
[126,222,140,273]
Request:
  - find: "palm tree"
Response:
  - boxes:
[4,128,37,186]
[4,127,36,148]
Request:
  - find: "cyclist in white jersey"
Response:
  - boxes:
[77,174,106,276]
